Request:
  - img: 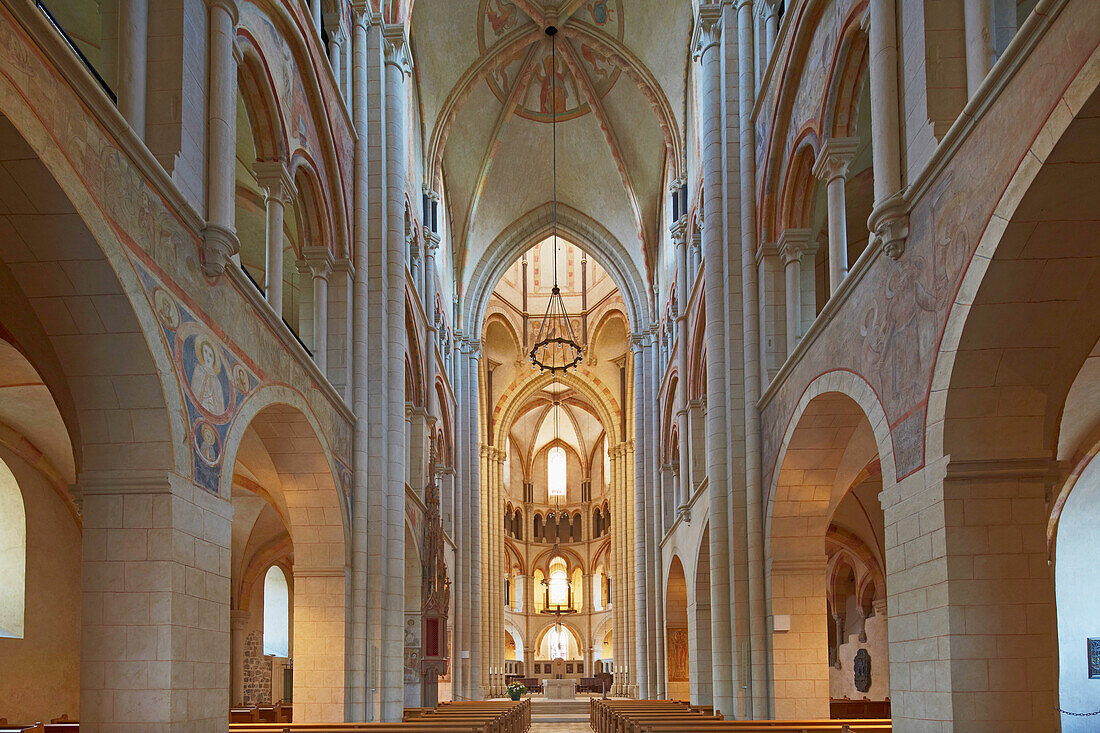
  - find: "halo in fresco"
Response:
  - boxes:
[478,0,623,123]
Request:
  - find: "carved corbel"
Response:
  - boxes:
[868,190,910,260]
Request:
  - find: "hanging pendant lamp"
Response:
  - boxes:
[530,25,583,375]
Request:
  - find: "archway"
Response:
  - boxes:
[223,388,349,720]
[765,372,894,720]
[924,67,1100,732]
[689,526,713,706]
[665,555,689,700]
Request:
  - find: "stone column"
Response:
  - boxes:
[674,222,691,522]
[763,1,778,60]
[964,0,993,97]
[310,0,322,37]
[253,162,295,315]
[79,471,231,731]
[117,0,148,136]
[778,229,814,355]
[451,336,467,700]
[231,609,250,706]
[325,15,345,95]
[646,332,663,699]
[631,336,650,699]
[694,4,734,714]
[864,0,908,259]
[202,0,240,276]
[382,26,410,720]
[467,341,483,699]
[515,574,526,613]
[348,9,370,718]
[812,137,859,295]
[305,248,331,374]
[424,231,440,417]
[296,260,315,350]
[755,243,785,386]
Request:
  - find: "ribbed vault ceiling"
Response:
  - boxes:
[412,0,692,294]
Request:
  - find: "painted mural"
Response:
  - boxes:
[666,627,689,681]
[478,0,623,122]
[136,266,260,492]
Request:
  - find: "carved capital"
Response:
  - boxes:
[812,137,860,182]
[252,160,296,203]
[868,191,910,260]
[669,217,688,246]
[302,245,334,278]
[382,24,411,76]
[692,5,723,61]
[777,228,816,265]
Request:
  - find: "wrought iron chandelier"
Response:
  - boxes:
[529,26,583,374]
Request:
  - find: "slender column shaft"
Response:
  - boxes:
[812,138,858,295]
[381,30,409,721]
[202,0,240,275]
[764,7,778,60]
[310,0,322,36]
[424,238,438,418]
[118,0,148,135]
[782,252,801,355]
[631,338,649,698]
[646,334,663,699]
[866,0,902,204]
[675,232,691,514]
[349,12,370,718]
[452,338,467,699]
[825,176,848,290]
[265,199,286,309]
[736,0,768,715]
[696,6,734,714]
[467,344,482,698]
[312,265,329,373]
[330,29,344,96]
[964,0,993,97]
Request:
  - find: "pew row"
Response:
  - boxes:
[229,700,530,733]
[590,699,892,733]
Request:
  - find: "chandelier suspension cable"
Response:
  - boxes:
[529,25,582,374]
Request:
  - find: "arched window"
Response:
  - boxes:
[515,509,523,541]
[547,556,569,608]
[532,569,546,613]
[547,445,566,498]
[533,514,542,541]
[263,565,290,657]
[572,567,584,611]
[546,626,568,660]
[0,456,26,638]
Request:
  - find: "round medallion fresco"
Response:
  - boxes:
[478,0,623,123]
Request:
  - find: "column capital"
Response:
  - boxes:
[692,4,723,60]
[629,334,646,354]
[777,228,816,264]
[323,12,346,41]
[668,217,688,246]
[206,0,239,25]
[252,160,296,202]
[425,231,441,255]
[382,24,411,76]
[754,241,780,266]
[302,245,334,278]
[812,136,861,182]
[868,189,910,260]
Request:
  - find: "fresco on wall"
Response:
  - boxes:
[136,267,260,493]
[667,627,689,681]
[478,0,622,122]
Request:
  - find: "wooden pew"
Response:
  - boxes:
[228,699,530,733]
[591,698,891,733]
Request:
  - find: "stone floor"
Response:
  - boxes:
[530,723,591,732]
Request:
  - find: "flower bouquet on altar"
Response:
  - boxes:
[506,680,527,701]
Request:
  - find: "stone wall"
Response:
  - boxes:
[243,631,272,706]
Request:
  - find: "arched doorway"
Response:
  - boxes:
[766,375,895,719]
[665,555,689,700]
[222,390,349,720]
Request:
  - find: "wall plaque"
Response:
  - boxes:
[1089,638,1100,679]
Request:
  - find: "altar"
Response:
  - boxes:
[543,678,576,699]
